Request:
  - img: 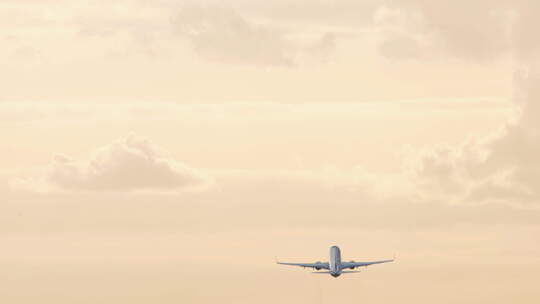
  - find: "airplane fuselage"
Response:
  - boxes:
[329,246,342,277]
[277,245,393,277]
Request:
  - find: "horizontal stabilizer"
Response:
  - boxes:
[311,271,361,274]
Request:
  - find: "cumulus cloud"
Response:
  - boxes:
[14,136,207,192]
[404,103,512,206]
[171,5,337,67]
[475,69,540,202]
[400,1,540,206]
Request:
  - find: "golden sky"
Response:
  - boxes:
[1,1,540,303]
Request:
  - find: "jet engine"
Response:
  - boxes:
[348,260,356,269]
[315,261,322,270]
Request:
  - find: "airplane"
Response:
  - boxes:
[277,245,394,278]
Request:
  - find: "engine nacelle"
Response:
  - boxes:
[315,261,322,270]
[349,260,356,269]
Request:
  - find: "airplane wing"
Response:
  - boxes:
[277,261,329,270]
[341,259,394,269]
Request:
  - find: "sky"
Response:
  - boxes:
[1,1,540,303]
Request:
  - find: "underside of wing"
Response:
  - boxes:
[341,259,394,269]
[277,261,329,270]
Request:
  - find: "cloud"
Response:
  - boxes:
[376,1,540,62]
[373,5,425,60]
[409,67,540,207]
[171,5,337,67]
[171,6,292,67]
[304,32,338,63]
[377,31,421,60]
[13,136,207,192]
[371,1,540,206]
[377,0,514,62]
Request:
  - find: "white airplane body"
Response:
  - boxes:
[277,246,393,278]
